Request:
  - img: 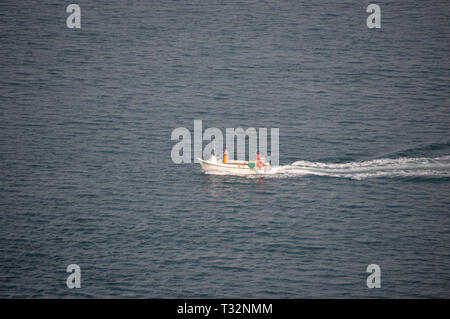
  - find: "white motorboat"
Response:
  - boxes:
[197,155,270,175]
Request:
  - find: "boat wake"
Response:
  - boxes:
[267,156,450,180]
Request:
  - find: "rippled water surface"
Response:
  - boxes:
[0,0,449,298]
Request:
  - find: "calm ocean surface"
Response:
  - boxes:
[1,0,449,298]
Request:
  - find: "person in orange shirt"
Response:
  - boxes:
[223,146,229,163]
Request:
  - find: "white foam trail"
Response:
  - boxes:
[267,156,450,180]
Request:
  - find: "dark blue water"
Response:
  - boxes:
[1,0,449,298]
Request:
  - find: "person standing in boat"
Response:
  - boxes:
[223,146,228,164]
[210,145,217,164]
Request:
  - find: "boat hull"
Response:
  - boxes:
[197,158,270,175]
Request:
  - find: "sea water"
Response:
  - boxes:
[0,0,449,298]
